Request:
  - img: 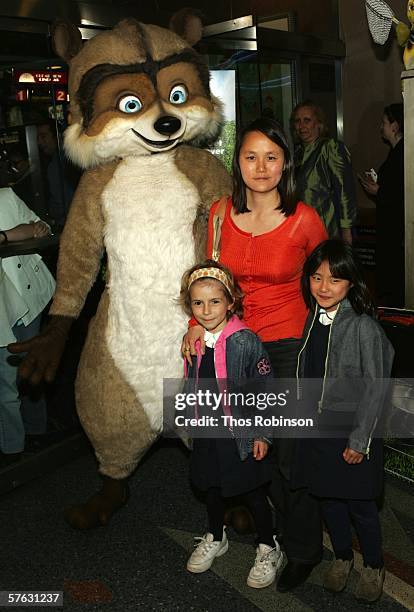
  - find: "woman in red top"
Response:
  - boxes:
[186,117,327,591]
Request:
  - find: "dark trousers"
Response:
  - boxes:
[321,498,383,568]
[206,485,274,547]
[264,338,323,565]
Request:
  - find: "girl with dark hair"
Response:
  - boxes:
[301,239,376,317]
[297,239,394,602]
[359,103,405,306]
[183,117,327,591]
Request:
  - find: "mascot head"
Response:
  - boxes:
[52,19,223,168]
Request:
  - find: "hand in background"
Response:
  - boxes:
[358,174,379,196]
[32,221,51,238]
[7,315,73,384]
[342,446,364,464]
[253,440,268,461]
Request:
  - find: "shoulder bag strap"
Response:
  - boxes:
[211,195,228,262]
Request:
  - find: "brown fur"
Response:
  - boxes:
[65,21,192,125]
[68,20,147,124]
[174,146,232,261]
[157,63,210,105]
[50,162,118,317]
[76,291,156,479]
[139,23,189,61]
[85,74,156,136]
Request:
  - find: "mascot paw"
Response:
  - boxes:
[224,505,256,534]
[64,478,129,529]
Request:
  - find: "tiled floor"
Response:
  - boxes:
[0,438,413,611]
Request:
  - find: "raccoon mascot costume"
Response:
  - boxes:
[11,17,231,528]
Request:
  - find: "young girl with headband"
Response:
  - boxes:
[178,260,283,588]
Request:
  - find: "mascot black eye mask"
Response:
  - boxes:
[12,17,231,529]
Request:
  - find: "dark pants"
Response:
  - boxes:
[264,338,323,565]
[321,498,383,568]
[206,485,274,547]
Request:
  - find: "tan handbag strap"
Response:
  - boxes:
[211,195,228,262]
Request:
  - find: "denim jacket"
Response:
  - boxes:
[297,299,394,454]
[185,316,273,460]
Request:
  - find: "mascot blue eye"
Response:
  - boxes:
[169,85,188,105]
[118,95,143,113]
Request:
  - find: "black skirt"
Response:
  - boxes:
[190,437,272,497]
[292,319,383,500]
[189,346,272,497]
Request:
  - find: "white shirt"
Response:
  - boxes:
[318,307,339,326]
[204,329,223,348]
[0,188,55,345]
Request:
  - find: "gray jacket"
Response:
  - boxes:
[297,299,394,454]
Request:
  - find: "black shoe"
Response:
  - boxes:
[276,561,315,592]
[0,452,23,468]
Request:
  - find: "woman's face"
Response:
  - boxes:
[238,130,285,195]
[293,106,321,145]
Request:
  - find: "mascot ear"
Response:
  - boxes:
[52,20,83,62]
[169,8,204,46]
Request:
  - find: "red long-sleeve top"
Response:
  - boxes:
[207,198,327,342]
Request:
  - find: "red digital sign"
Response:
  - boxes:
[16,89,28,102]
[14,70,67,84]
[54,90,69,102]
[16,88,68,103]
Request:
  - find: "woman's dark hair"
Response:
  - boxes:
[301,239,376,317]
[178,259,244,319]
[232,117,297,216]
[384,103,404,134]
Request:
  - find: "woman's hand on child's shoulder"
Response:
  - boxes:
[253,440,268,461]
[181,325,205,365]
[342,446,364,464]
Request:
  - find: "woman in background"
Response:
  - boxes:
[0,187,55,464]
[359,103,405,306]
[292,100,357,242]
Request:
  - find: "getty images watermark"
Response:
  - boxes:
[173,388,314,430]
[163,377,411,440]
[163,378,318,438]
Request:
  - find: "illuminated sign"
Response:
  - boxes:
[54,90,68,101]
[16,89,28,102]
[15,71,67,84]
[16,88,69,103]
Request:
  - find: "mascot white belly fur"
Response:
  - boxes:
[104,155,197,431]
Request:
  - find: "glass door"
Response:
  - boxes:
[201,22,297,132]
[201,14,345,140]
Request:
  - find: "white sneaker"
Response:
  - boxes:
[247,537,284,589]
[186,528,228,573]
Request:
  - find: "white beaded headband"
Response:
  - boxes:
[188,267,233,297]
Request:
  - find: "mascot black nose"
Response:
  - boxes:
[154,116,182,136]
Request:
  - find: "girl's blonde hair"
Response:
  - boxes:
[178,259,243,319]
